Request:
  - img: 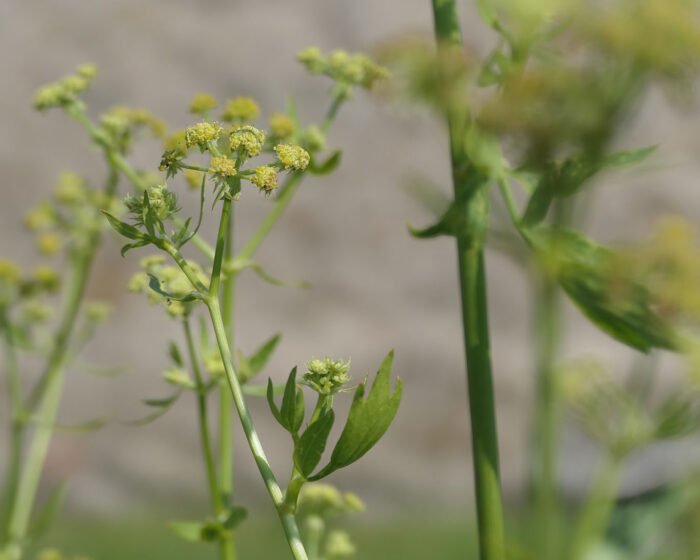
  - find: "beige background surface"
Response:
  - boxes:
[2,0,700,517]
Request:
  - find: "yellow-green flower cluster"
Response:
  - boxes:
[163,130,189,155]
[325,530,356,559]
[33,265,61,293]
[0,260,21,284]
[33,64,98,111]
[84,301,112,323]
[184,169,204,190]
[222,97,260,122]
[268,113,295,139]
[297,47,390,89]
[230,125,265,157]
[209,156,237,177]
[251,166,278,193]
[104,106,166,139]
[274,144,310,171]
[24,203,55,231]
[302,358,351,395]
[36,232,62,256]
[185,122,223,150]
[189,93,218,116]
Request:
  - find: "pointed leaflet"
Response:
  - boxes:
[528,227,675,352]
[310,352,402,480]
[147,273,200,302]
[125,391,182,426]
[102,211,146,241]
[294,409,335,478]
[247,334,281,378]
[267,368,305,436]
[308,150,342,175]
[168,340,184,367]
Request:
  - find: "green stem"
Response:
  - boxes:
[431,2,505,559]
[0,313,23,543]
[183,320,223,513]
[218,200,236,560]
[569,455,623,560]
[530,276,561,560]
[237,173,304,262]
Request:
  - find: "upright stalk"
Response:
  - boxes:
[431,1,505,558]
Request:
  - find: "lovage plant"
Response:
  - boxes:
[38,49,400,560]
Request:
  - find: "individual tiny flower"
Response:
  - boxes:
[268,112,295,139]
[33,265,61,292]
[189,93,218,116]
[209,155,237,177]
[274,144,310,171]
[302,357,351,395]
[36,233,62,256]
[230,125,265,157]
[222,96,260,122]
[251,166,278,193]
[185,121,223,150]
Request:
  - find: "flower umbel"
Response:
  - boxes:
[222,97,260,123]
[185,122,223,150]
[251,166,278,194]
[302,358,351,395]
[230,125,265,158]
[274,144,310,171]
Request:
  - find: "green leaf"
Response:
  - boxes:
[248,334,281,376]
[267,368,305,436]
[126,390,182,426]
[308,150,342,175]
[168,340,184,367]
[654,394,700,440]
[169,521,207,543]
[409,185,490,249]
[120,239,150,257]
[27,481,68,539]
[229,259,309,289]
[102,211,145,241]
[521,183,554,228]
[528,228,676,352]
[55,416,110,433]
[476,0,499,30]
[602,145,657,167]
[222,506,247,530]
[311,351,402,480]
[294,409,335,478]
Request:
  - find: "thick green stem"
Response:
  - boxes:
[431,2,505,558]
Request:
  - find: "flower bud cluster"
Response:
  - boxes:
[124,184,179,225]
[222,97,260,123]
[33,64,98,111]
[302,357,351,395]
[189,93,218,116]
[185,122,224,151]
[297,47,390,89]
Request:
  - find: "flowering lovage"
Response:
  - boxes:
[274,144,310,171]
[302,358,351,395]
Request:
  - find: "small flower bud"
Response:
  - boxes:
[24,204,55,231]
[229,125,265,158]
[209,156,237,177]
[274,144,310,171]
[250,166,278,194]
[302,357,351,395]
[342,492,365,513]
[324,530,355,559]
[203,348,225,378]
[33,84,67,111]
[54,172,87,205]
[128,272,149,293]
[85,301,112,322]
[22,301,53,324]
[301,126,326,152]
[36,233,62,256]
[297,46,326,73]
[222,97,260,123]
[0,260,21,284]
[268,113,295,139]
[185,122,223,150]
[76,64,98,80]
[184,169,204,190]
[189,93,218,116]
[163,130,189,155]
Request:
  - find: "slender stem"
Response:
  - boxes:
[207,297,308,560]
[0,313,23,543]
[237,173,303,262]
[183,320,223,513]
[530,276,561,560]
[321,95,344,134]
[218,201,236,560]
[431,2,505,558]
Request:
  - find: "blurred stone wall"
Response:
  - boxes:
[1,0,700,516]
